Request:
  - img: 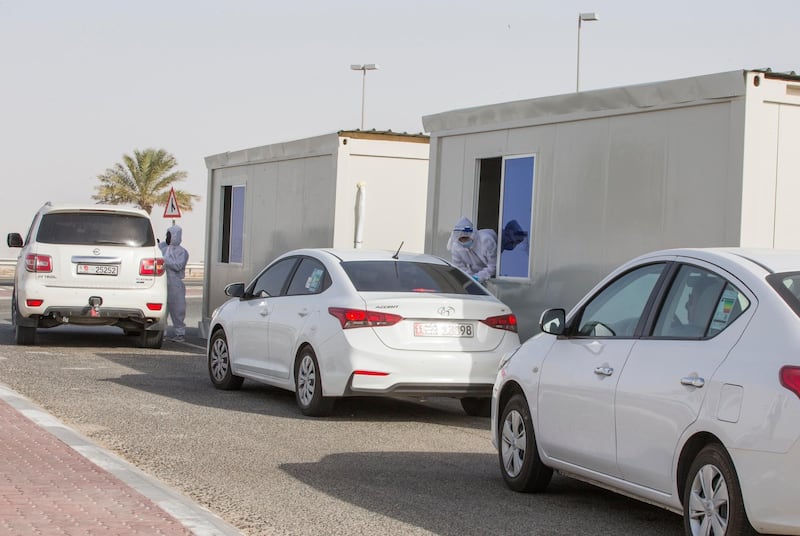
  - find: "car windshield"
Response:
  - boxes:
[341,260,487,295]
[37,212,156,246]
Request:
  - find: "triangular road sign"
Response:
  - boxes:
[163,187,182,218]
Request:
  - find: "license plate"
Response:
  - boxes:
[413,322,474,337]
[77,264,119,276]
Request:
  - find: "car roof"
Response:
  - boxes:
[37,203,150,218]
[634,247,800,275]
[283,248,449,265]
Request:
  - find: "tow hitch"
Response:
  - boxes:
[88,296,103,317]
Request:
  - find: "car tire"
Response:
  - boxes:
[15,325,37,346]
[294,346,335,417]
[683,443,755,536]
[141,329,164,349]
[208,330,243,390]
[12,293,37,346]
[498,393,552,493]
[460,397,491,417]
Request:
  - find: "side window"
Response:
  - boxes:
[576,263,666,338]
[220,184,245,264]
[286,258,330,296]
[653,265,749,338]
[476,155,533,279]
[250,258,297,298]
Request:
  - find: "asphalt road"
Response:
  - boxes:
[0,288,684,536]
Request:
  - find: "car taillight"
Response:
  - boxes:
[24,254,52,273]
[146,303,163,311]
[140,258,165,276]
[26,299,44,307]
[328,307,403,329]
[481,313,518,333]
[780,366,800,399]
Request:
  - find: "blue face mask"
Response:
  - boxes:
[459,239,474,249]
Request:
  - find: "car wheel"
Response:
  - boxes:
[460,397,491,417]
[140,329,164,349]
[499,393,552,492]
[683,443,755,536]
[12,292,37,346]
[208,330,243,390]
[294,347,335,417]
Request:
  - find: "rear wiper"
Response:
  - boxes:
[94,240,131,245]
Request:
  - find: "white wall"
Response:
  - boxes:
[741,71,800,248]
[333,136,429,253]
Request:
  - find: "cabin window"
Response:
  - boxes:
[220,185,245,264]
[476,155,534,279]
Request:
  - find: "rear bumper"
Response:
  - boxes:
[16,279,167,327]
[318,329,519,398]
[344,381,493,398]
[734,441,800,534]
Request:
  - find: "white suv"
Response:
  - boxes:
[6,203,168,348]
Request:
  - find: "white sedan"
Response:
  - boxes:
[492,248,800,536]
[207,248,520,416]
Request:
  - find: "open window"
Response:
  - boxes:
[220,185,245,264]
[476,155,534,279]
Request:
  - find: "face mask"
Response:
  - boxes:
[459,239,473,249]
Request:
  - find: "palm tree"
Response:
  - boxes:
[92,148,199,214]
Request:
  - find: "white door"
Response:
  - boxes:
[266,257,329,382]
[229,257,298,375]
[537,263,667,476]
[615,262,753,493]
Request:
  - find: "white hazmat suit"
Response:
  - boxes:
[158,224,189,340]
[446,217,497,284]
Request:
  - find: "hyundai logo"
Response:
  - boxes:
[437,306,455,317]
[93,248,101,256]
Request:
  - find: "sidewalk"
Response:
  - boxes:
[0,384,242,536]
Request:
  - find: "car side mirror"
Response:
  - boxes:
[540,308,566,335]
[7,233,23,248]
[224,282,245,298]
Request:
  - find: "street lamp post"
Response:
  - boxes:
[350,63,379,130]
[576,12,598,92]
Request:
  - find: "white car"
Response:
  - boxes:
[207,248,520,416]
[6,203,167,348]
[492,248,800,535]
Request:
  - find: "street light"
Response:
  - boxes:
[350,63,379,130]
[576,12,598,92]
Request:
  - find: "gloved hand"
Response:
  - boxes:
[472,275,480,282]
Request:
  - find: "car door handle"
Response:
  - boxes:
[297,308,309,317]
[594,366,614,376]
[681,376,705,388]
[259,309,269,317]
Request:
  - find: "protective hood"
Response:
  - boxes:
[167,224,183,247]
[447,216,475,252]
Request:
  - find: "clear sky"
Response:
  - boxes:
[1,0,798,260]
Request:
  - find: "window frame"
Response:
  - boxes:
[220,184,246,264]
[476,154,535,281]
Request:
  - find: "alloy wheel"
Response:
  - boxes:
[297,354,316,407]
[688,463,730,536]
[501,409,527,478]
[209,336,230,382]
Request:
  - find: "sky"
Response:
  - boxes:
[1,0,798,261]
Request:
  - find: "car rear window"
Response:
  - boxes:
[767,272,800,317]
[36,212,156,246]
[341,260,488,295]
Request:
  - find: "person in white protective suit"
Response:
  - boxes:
[446,216,497,284]
[158,224,189,342]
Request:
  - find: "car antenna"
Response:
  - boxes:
[392,241,404,260]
